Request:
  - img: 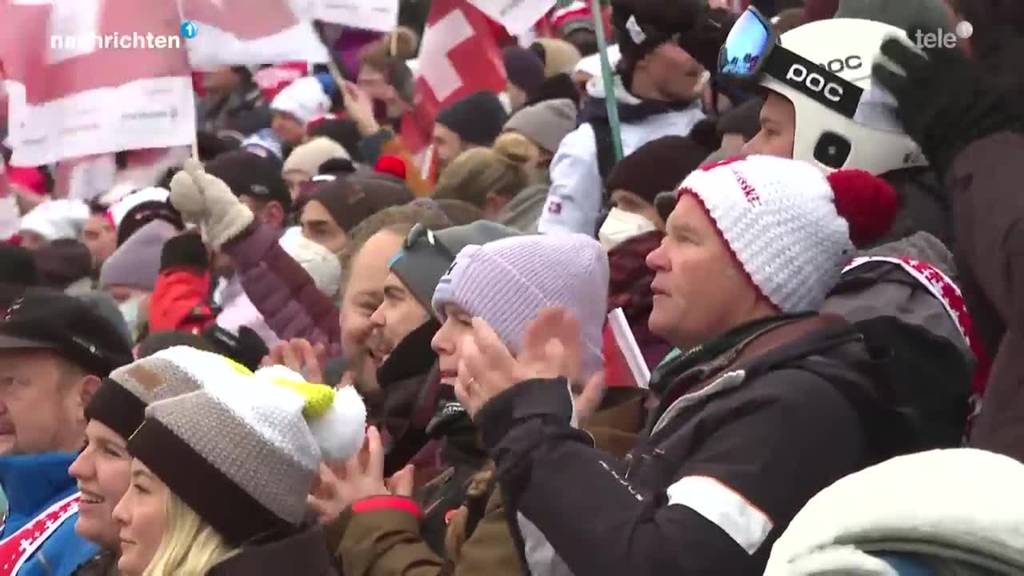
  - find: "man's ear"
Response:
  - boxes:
[263,201,287,229]
[78,374,103,411]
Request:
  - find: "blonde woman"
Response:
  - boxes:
[71,346,270,575]
[112,366,366,575]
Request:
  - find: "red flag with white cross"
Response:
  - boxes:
[401,0,507,157]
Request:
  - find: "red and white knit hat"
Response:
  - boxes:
[676,155,897,313]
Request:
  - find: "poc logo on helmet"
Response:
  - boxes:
[785,64,845,102]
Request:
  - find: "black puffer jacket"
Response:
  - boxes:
[478,313,963,575]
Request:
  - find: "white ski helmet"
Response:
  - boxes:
[759,18,928,175]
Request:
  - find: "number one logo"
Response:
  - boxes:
[180,20,198,39]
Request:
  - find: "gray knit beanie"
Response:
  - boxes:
[503,99,578,155]
[99,220,177,290]
[432,233,608,378]
[127,365,366,546]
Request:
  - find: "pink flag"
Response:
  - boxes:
[180,0,329,71]
[0,0,195,166]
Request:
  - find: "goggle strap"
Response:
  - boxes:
[762,46,864,119]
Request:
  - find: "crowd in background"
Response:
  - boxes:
[0,0,1023,574]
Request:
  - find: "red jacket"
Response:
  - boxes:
[149,268,215,334]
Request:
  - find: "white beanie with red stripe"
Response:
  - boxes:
[676,155,898,313]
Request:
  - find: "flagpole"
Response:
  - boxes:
[589,0,623,163]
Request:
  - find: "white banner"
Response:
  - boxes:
[316,0,399,33]
[180,0,329,70]
[0,0,196,165]
[5,77,195,166]
[467,0,555,35]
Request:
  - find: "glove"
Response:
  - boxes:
[872,33,1024,176]
[169,159,254,249]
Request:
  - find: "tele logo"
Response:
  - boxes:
[914,21,973,49]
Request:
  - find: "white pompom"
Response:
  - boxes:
[309,386,367,462]
[253,364,305,383]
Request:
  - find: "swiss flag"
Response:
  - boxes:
[401,0,506,156]
[179,0,300,39]
[179,0,329,70]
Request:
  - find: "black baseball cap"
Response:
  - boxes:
[0,289,134,377]
[205,150,292,214]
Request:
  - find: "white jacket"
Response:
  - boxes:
[537,82,705,236]
[764,448,1024,575]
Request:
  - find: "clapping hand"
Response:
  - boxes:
[455,308,605,424]
[307,426,415,525]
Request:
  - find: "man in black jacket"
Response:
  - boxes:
[449,155,951,575]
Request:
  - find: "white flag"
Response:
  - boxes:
[316,0,399,33]
[466,0,555,35]
[180,0,329,71]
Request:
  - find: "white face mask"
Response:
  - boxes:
[118,295,146,334]
[599,207,657,251]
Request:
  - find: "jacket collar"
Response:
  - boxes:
[578,93,702,126]
[208,525,336,575]
[0,452,79,519]
[649,314,827,432]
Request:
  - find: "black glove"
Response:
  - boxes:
[159,231,210,272]
[872,33,1024,176]
[202,325,269,372]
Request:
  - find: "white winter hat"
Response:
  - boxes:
[107,187,170,228]
[673,156,897,313]
[19,199,90,242]
[278,227,342,298]
[270,76,332,126]
[128,364,365,546]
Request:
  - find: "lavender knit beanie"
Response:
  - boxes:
[432,233,608,378]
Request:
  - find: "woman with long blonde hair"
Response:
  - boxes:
[112,366,366,575]
[71,346,265,575]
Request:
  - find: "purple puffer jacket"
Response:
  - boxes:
[222,223,342,357]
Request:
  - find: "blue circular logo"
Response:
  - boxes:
[180,20,198,39]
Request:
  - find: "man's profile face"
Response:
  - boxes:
[0,350,89,455]
[741,92,796,159]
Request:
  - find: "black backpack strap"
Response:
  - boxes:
[738,322,863,381]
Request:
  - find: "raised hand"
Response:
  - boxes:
[263,338,327,384]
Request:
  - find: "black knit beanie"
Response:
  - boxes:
[605,135,712,205]
[434,92,508,146]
